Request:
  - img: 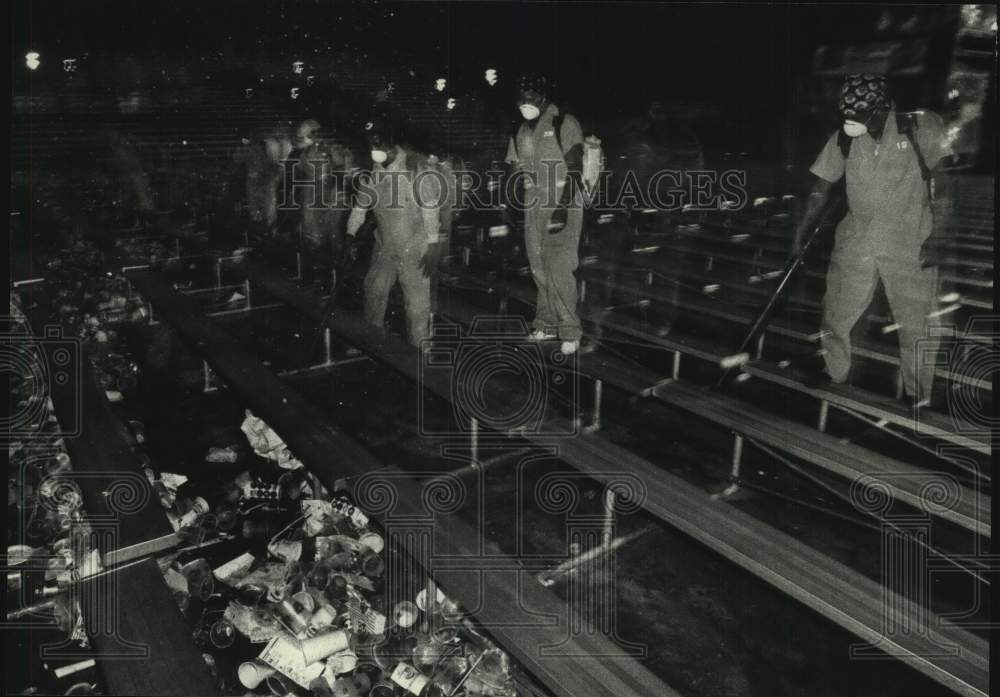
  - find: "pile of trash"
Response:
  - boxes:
[7,298,104,696]
[152,411,520,697]
[114,235,172,266]
[30,229,150,398]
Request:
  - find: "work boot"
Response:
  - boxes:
[897,394,931,417]
[527,329,557,341]
[560,340,580,356]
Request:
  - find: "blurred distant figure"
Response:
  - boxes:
[345,115,451,346]
[505,74,586,355]
[792,74,952,406]
[622,100,705,185]
[245,126,293,235]
[108,131,155,225]
[287,119,354,290]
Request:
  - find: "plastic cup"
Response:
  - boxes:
[327,650,358,675]
[393,601,420,629]
[299,629,350,665]
[357,531,384,554]
[237,661,276,689]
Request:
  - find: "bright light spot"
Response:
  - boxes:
[62,59,77,73]
[485,68,498,86]
[292,61,304,74]
[719,353,750,369]
[434,78,446,92]
[290,88,300,100]
[948,88,960,100]
[25,52,40,71]
[446,98,457,110]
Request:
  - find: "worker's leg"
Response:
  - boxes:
[541,201,583,342]
[397,254,433,347]
[525,195,558,333]
[362,242,398,331]
[820,249,879,383]
[879,256,940,402]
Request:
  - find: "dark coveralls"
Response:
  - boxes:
[292,141,353,285]
[810,110,951,401]
[346,148,448,346]
[505,104,585,342]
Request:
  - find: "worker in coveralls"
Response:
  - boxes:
[345,116,450,346]
[505,74,586,355]
[245,126,293,235]
[288,119,353,291]
[793,74,952,407]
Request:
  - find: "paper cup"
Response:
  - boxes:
[7,545,35,566]
[264,673,294,696]
[307,604,337,634]
[291,591,317,615]
[358,531,384,554]
[277,599,311,635]
[360,551,384,579]
[369,682,396,697]
[393,601,420,629]
[415,587,446,613]
[327,650,358,675]
[299,629,350,665]
[238,661,276,689]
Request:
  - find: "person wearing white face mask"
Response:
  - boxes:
[345,116,451,346]
[505,74,586,355]
[791,74,953,408]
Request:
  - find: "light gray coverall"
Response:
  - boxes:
[810,110,951,401]
[505,104,585,342]
[347,147,446,346]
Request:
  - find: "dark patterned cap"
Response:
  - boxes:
[517,73,552,103]
[839,74,888,120]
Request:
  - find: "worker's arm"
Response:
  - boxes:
[418,169,447,277]
[916,111,955,269]
[558,115,586,205]
[346,206,367,238]
[346,172,377,238]
[560,143,585,204]
[793,131,844,255]
[791,176,835,255]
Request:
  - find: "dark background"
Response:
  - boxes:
[9,2,995,168]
